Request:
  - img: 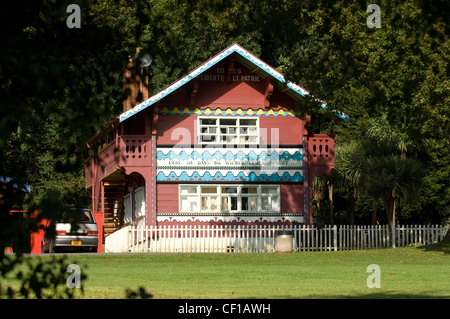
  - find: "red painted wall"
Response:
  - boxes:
[156,56,305,146]
[157,112,305,146]
[157,114,196,145]
[157,184,179,213]
[280,184,304,213]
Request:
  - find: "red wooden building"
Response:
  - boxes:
[85,44,348,238]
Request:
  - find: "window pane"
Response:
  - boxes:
[201,197,208,210]
[180,186,197,194]
[249,197,257,210]
[200,117,258,146]
[261,197,269,210]
[201,118,216,125]
[271,197,279,210]
[181,196,198,212]
[230,197,237,210]
[219,118,236,126]
[262,187,277,194]
[201,195,218,211]
[222,197,237,210]
[240,119,257,126]
[201,187,217,194]
[242,196,257,211]
[242,197,248,210]
[221,197,228,210]
[210,197,217,210]
[242,187,257,194]
[222,187,237,194]
[201,135,215,142]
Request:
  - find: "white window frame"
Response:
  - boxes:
[178,184,280,213]
[197,116,260,146]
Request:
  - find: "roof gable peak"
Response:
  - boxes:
[120,43,349,122]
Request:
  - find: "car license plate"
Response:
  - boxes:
[71,240,82,246]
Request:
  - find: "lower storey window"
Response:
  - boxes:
[179,184,280,213]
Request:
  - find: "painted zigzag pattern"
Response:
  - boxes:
[159,107,301,117]
[156,149,303,161]
[156,171,304,182]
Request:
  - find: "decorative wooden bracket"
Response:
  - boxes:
[190,77,199,107]
[264,76,273,108]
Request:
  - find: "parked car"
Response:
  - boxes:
[42,206,98,253]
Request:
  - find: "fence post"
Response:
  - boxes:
[333,225,338,251]
[391,225,396,248]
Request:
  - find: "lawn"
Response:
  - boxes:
[2,244,449,299]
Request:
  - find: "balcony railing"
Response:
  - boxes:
[85,135,152,187]
[120,135,151,166]
[307,134,334,167]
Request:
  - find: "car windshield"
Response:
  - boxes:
[60,208,95,223]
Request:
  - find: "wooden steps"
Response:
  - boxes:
[102,182,125,237]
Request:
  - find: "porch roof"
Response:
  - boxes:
[119,43,349,123]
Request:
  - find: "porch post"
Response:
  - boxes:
[101,180,105,215]
[91,157,96,211]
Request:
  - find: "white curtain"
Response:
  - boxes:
[134,186,146,218]
[123,193,132,224]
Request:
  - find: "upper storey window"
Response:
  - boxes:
[198,117,259,146]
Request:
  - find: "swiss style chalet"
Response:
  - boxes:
[85,44,348,238]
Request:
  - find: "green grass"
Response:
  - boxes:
[3,243,449,299]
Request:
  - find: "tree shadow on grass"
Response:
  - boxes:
[263,291,449,299]
[416,241,450,255]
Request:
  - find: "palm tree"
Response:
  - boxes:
[365,113,428,159]
[362,114,425,226]
[361,155,423,226]
[325,168,341,226]
[334,141,364,225]
[312,174,326,220]
[335,134,423,227]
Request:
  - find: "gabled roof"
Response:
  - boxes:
[119,43,349,123]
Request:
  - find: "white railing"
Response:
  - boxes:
[122,224,448,254]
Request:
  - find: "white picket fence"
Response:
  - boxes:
[105,224,449,253]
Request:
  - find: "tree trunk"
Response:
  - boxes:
[316,200,320,219]
[386,198,395,227]
[392,199,396,227]
[349,188,356,225]
[371,200,378,225]
[328,185,334,226]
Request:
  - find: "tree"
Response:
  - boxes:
[334,141,364,225]
[362,155,423,226]
[1,0,448,298]
[312,175,326,220]
[0,0,152,298]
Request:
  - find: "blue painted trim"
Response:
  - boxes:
[156,171,304,182]
[156,149,303,161]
